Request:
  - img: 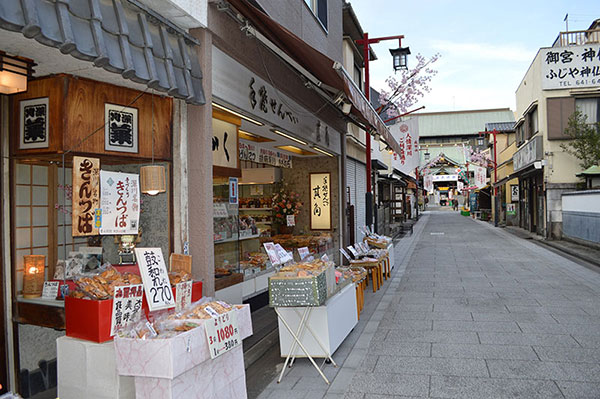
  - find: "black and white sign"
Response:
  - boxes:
[110,284,143,335]
[263,242,280,266]
[511,185,519,202]
[135,248,175,311]
[175,281,193,312]
[286,215,295,227]
[205,310,241,359]
[20,97,49,149]
[105,104,138,153]
[41,281,60,299]
[339,248,352,262]
[541,45,600,90]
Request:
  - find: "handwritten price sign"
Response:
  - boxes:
[204,310,241,359]
[135,247,175,311]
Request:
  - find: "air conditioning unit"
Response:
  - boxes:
[240,168,282,184]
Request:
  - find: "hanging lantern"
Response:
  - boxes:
[0,52,34,94]
[389,47,411,72]
[23,255,45,298]
[140,165,166,195]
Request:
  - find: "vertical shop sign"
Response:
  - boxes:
[135,248,175,311]
[99,171,140,235]
[511,185,519,202]
[474,166,487,189]
[175,281,193,312]
[213,118,238,169]
[110,284,144,335]
[424,174,433,193]
[72,156,100,236]
[310,173,331,230]
[229,177,238,205]
[20,97,49,149]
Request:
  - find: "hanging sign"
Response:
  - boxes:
[474,166,487,189]
[263,242,280,265]
[99,171,140,235]
[424,174,433,193]
[511,185,519,202]
[239,140,293,168]
[298,247,310,260]
[110,284,144,336]
[72,156,100,237]
[175,281,193,312]
[310,173,331,230]
[212,118,238,169]
[229,177,238,205]
[134,248,175,311]
[41,281,60,299]
[205,310,241,359]
[286,215,295,226]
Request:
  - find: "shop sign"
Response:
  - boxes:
[507,203,516,216]
[310,173,331,230]
[457,181,464,193]
[110,284,144,336]
[432,174,458,182]
[135,247,175,311]
[249,77,299,124]
[229,177,238,205]
[72,156,100,236]
[213,118,238,169]
[541,45,600,90]
[424,174,433,193]
[239,141,293,168]
[41,281,60,299]
[263,242,280,265]
[175,281,193,312]
[298,247,310,260]
[474,166,487,189]
[513,136,543,172]
[99,171,140,235]
[511,185,519,202]
[390,117,420,175]
[205,310,241,359]
[286,215,295,226]
[105,103,139,153]
[19,97,49,149]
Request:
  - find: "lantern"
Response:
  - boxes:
[23,255,45,298]
[0,52,34,94]
[140,165,166,195]
[389,47,411,72]
[477,135,485,147]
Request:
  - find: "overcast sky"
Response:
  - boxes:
[350,0,600,114]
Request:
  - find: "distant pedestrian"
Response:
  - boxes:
[452,199,458,211]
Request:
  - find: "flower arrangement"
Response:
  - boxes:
[272,183,303,226]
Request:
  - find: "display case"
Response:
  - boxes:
[213,180,243,290]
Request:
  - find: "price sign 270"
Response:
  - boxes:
[205,310,241,359]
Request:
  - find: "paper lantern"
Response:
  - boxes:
[140,165,166,195]
[0,53,33,94]
[23,255,45,298]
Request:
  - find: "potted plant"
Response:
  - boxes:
[272,183,303,235]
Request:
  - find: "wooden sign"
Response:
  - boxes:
[170,253,192,274]
[72,156,100,236]
[310,173,331,230]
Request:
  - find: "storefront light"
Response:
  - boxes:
[272,129,308,146]
[140,165,166,195]
[212,102,264,126]
[312,146,334,157]
[0,52,34,94]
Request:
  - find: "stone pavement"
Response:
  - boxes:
[254,210,600,398]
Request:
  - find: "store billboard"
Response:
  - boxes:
[541,45,600,90]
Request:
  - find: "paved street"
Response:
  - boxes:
[255,210,600,399]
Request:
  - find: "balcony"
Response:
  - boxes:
[553,29,600,47]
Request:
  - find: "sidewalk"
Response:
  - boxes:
[254,210,600,398]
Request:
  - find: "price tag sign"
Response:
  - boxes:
[205,310,241,359]
[275,244,293,263]
[135,248,175,311]
[175,281,193,312]
[347,246,359,258]
[110,284,144,336]
[339,248,352,262]
[41,281,60,299]
[298,247,310,260]
[320,254,329,262]
[286,215,295,226]
[263,242,281,265]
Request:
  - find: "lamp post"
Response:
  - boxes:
[356,33,409,231]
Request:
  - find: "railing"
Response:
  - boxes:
[553,29,600,47]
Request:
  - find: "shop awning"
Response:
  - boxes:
[0,0,205,105]
[225,0,400,154]
[372,159,388,170]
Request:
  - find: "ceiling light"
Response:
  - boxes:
[212,102,264,126]
[312,146,334,157]
[272,129,308,146]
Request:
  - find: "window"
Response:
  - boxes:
[576,97,600,124]
[353,64,362,89]
[527,106,538,138]
[305,0,328,30]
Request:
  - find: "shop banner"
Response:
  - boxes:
[239,140,292,168]
[99,171,140,235]
[135,248,175,311]
[424,174,433,193]
[457,181,464,193]
[474,166,487,189]
[72,156,100,236]
[432,174,458,182]
[110,284,143,336]
[175,281,193,312]
[541,45,600,90]
[310,173,331,230]
[205,310,241,359]
[390,117,420,177]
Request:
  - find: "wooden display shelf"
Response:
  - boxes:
[215,272,244,291]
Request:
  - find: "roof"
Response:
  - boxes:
[0,0,205,105]
[416,108,515,137]
[485,122,516,132]
[342,2,377,62]
[577,165,600,176]
[421,146,467,166]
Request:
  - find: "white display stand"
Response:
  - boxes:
[57,336,135,399]
[387,242,394,269]
[276,283,358,358]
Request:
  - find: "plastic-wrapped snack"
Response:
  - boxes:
[168,270,191,285]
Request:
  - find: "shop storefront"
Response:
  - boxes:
[513,136,544,235]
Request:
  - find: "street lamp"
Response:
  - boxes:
[477,135,484,147]
[389,47,411,72]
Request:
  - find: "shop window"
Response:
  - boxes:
[56,167,89,260]
[304,0,328,31]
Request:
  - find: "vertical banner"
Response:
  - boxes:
[424,174,433,193]
[390,117,420,177]
[457,181,464,193]
[135,247,175,311]
[310,173,331,230]
[99,171,140,235]
[229,177,238,205]
[72,156,100,236]
[474,166,487,189]
[110,284,144,335]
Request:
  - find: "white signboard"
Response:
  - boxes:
[541,45,600,90]
[239,140,292,168]
[212,118,238,169]
[175,281,193,312]
[135,248,175,311]
[513,136,542,172]
[110,284,144,336]
[474,166,487,189]
[298,247,310,260]
[205,310,241,359]
[457,181,464,193]
[41,281,60,299]
[275,244,293,263]
[424,174,433,193]
[432,175,459,182]
[99,171,140,235]
[310,173,331,230]
[389,117,420,176]
[511,185,519,202]
[286,215,295,226]
[263,242,280,265]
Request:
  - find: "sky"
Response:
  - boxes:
[350,0,600,114]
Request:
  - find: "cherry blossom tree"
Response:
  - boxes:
[378,53,440,118]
